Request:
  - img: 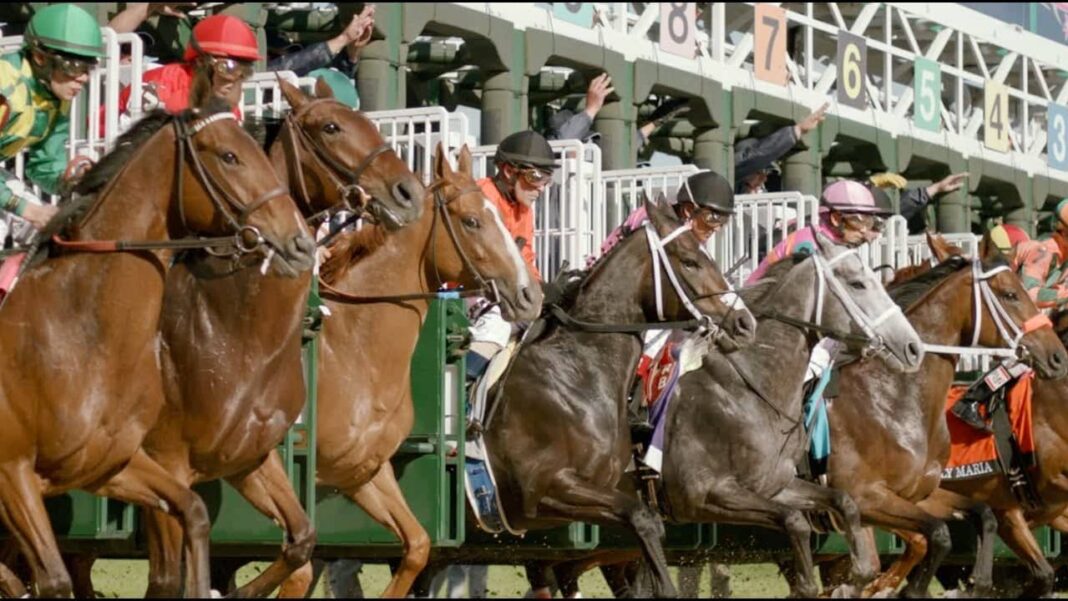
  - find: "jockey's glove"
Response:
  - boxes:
[0,179,43,217]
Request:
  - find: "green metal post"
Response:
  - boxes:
[481,70,521,144]
[781,147,821,198]
[1005,206,1032,236]
[592,102,632,169]
[356,4,404,110]
[936,189,970,233]
[692,127,731,178]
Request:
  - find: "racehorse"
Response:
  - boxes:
[479,195,759,598]
[0,101,311,598]
[267,142,542,598]
[132,79,426,598]
[820,232,1067,597]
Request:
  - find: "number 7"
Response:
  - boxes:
[762,15,780,72]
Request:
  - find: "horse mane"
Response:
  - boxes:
[738,253,810,305]
[887,254,970,311]
[318,224,389,284]
[551,224,649,312]
[40,98,237,242]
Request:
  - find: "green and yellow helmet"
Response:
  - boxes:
[24,4,105,60]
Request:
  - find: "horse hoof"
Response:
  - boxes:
[211,589,223,599]
[830,585,857,598]
[942,589,963,599]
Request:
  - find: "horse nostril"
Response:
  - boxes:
[393,181,415,206]
[1052,351,1065,369]
[905,341,922,365]
[734,312,756,339]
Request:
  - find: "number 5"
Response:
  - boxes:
[913,58,941,132]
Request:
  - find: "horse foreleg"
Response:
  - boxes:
[994,507,1055,597]
[0,559,27,598]
[870,530,925,596]
[915,489,997,597]
[848,486,951,598]
[772,479,878,591]
[0,460,73,597]
[64,552,97,598]
[141,506,185,597]
[90,449,212,598]
[536,471,676,598]
[224,449,316,598]
[552,550,641,598]
[330,462,428,598]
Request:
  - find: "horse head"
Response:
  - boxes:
[429,142,543,321]
[642,193,756,352]
[813,232,924,372]
[176,101,314,278]
[277,78,424,230]
[929,232,1068,379]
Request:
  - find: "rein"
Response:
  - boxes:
[317,180,501,305]
[282,98,394,235]
[50,112,288,259]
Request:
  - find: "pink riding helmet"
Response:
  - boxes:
[820,180,881,214]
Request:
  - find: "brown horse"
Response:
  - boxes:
[268,142,541,598]
[0,102,311,597]
[824,232,1068,597]
[131,80,427,598]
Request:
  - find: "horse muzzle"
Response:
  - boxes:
[265,232,315,278]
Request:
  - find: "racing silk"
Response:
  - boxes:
[745,217,845,285]
[477,176,541,282]
[111,62,242,129]
[1013,237,1068,309]
[0,50,70,213]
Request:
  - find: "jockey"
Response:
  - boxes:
[115,14,260,121]
[466,130,557,380]
[745,179,884,285]
[989,212,1068,309]
[0,3,102,231]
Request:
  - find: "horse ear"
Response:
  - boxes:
[314,76,335,100]
[278,75,308,111]
[456,144,473,177]
[927,231,953,262]
[433,141,453,180]
[979,230,999,262]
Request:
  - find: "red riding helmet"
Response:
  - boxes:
[182,15,262,62]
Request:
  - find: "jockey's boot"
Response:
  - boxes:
[950,398,993,433]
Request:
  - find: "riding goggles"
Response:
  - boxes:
[48,52,96,78]
[694,207,731,226]
[840,213,886,233]
[515,164,554,186]
[203,56,255,81]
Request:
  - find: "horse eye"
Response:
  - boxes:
[323,122,340,135]
[1002,291,1018,301]
[681,258,699,270]
[462,216,480,229]
[220,151,238,165]
[849,280,866,290]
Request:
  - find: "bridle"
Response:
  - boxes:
[51,112,288,259]
[281,97,395,230]
[317,179,502,305]
[922,258,1052,361]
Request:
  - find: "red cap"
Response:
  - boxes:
[183,15,262,62]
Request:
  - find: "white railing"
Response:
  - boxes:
[715,191,821,287]
[859,215,909,279]
[904,232,981,267]
[469,139,602,281]
[239,70,317,120]
[600,164,703,245]
[367,107,473,185]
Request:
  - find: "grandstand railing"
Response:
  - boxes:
[239,71,317,120]
[367,107,473,185]
[600,164,703,246]
[716,191,821,288]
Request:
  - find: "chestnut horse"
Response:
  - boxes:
[813,233,1065,597]
[0,103,311,597]
[132,79,427,598]
[267,142,542,598]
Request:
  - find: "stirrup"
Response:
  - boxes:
[951,401,992,433]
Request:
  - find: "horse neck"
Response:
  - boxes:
[79,130,176,242]
[571,230,654,325]
[269,129,322,217]
[333,193,435,304]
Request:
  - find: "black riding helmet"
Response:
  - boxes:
[495,130,556,170]
[676,171,735,214]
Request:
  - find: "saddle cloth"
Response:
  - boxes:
[942,371,1036,481]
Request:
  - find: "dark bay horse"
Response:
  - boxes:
[0,103,311,597]
[483,196,759,598]
[824,233,1068,597]
[133,79,426,598]
[268,142,541,598]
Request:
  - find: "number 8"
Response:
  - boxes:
[668,2,688,43]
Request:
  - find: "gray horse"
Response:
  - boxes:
[659,234,924,597]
